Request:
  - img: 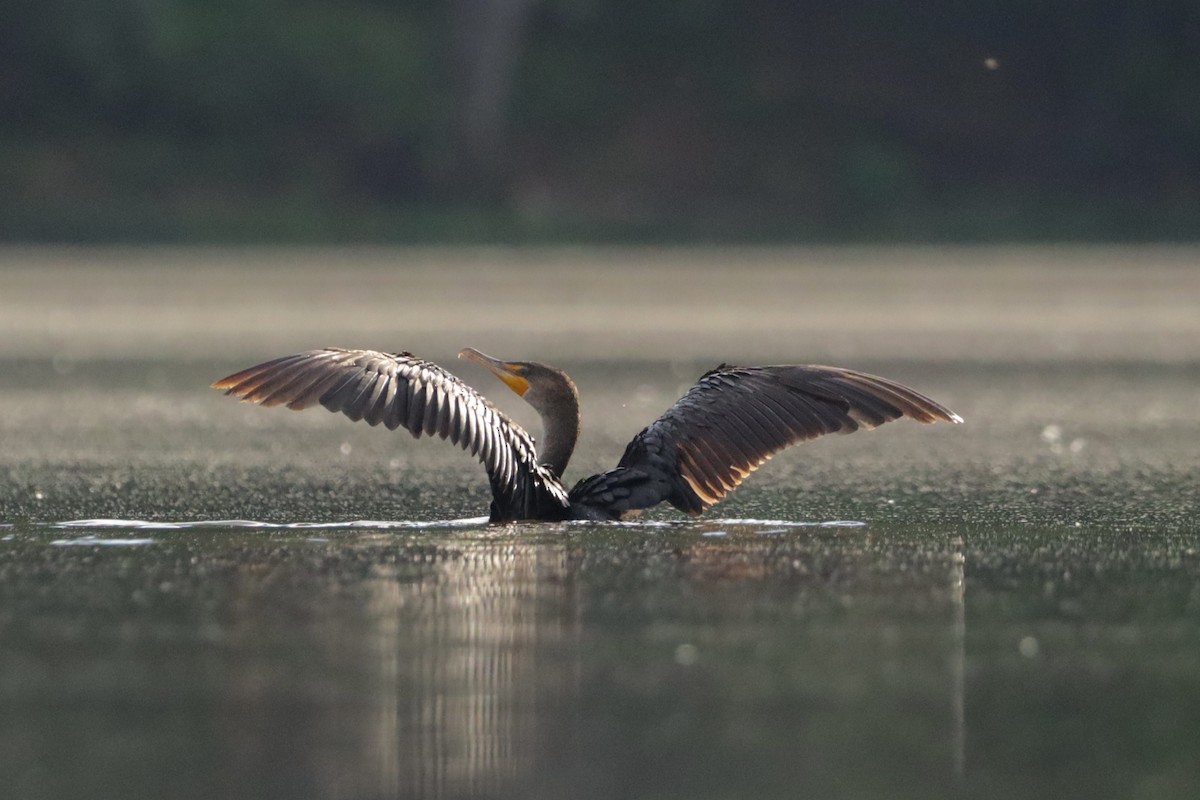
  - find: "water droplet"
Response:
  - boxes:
[1018,636,1040,658]
[339,442,353,456]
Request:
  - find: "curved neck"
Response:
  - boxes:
[530,379,580,479]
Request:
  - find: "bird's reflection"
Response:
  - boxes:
[219,528,970,800]
[362,540,578,799]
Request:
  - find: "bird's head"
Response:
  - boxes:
[457,347,577,411]
[458,347,581,476]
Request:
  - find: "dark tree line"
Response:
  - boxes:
[2,0,1198,241]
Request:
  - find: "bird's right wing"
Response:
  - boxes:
[212,348,569,519]
[569,364,960,518]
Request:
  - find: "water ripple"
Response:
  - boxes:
[33,517,862,537]
[50,535,157,547]
[52,517,491,531]
[714,519,866,528]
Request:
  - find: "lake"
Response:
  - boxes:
[2,246,1198,799]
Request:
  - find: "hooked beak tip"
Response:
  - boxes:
[457,347,486,365]
[458,347,530,396]
[458,346,490,362]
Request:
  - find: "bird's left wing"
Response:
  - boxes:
[569,364,960,518]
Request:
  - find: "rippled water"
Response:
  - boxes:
[2,249,1199,799]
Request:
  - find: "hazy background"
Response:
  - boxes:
[4,0,1199,243]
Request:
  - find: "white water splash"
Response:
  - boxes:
[56,519,186,530]
[50,536,156,547]
[564,518,866,530]
[714,519,867,528]
[44,516,857,535]
[52,517,490,532]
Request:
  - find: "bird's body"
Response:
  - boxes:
[212,348,961,522]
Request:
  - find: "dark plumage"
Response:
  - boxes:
[212,347,961,522]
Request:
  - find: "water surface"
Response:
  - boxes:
[2,248,1198,799]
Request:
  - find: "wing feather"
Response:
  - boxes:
[571,363,960,518]
[359,372,390,426]
[212,348,569,519]
[421,382,441,437]
[461,395,478,450]
[441,393,458,443]
[383,374,408,430]
[286,365,351,411]
[376,374,399,429]
[405,379,426,434]
[235,356,315,406]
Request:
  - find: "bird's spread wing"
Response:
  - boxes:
[212,349,569,519]
[569,364,961,518]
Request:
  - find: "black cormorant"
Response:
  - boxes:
[212,348,961,522]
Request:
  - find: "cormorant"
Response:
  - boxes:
[212,348,960,522]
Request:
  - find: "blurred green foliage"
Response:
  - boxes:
[2,0,1198,241]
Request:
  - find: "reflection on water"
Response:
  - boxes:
[384,540,577,799]
[951,535,966,779]
[4,515,1200,799]
[216,533,585,800]
[0,521,981,800]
